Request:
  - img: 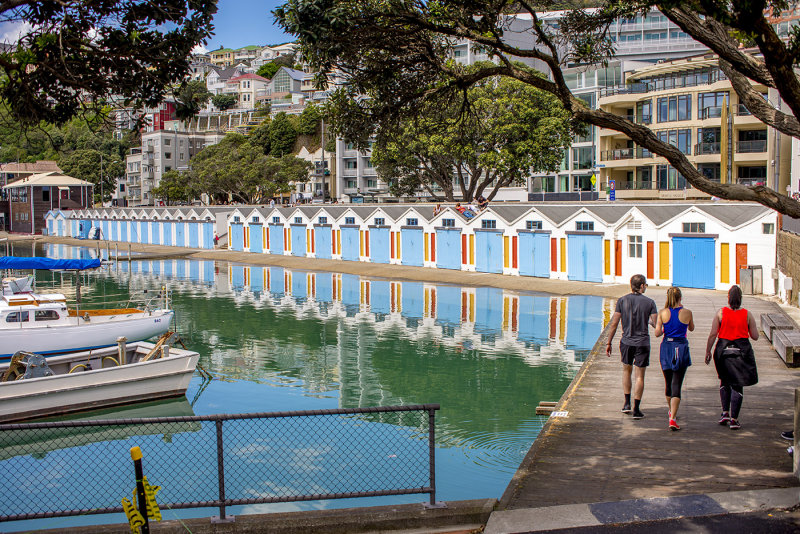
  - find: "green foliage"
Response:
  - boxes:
[152,170,193,204]
[256,63,282,80]
[189,133,312,203]
[59,149,123,204]
[297,104,321,136]
[0,0,216,127]
[174,80,213,120]
[249,119,272,155]
[269,112,298,156]
[212,94,237,111]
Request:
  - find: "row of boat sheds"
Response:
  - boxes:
[45,201,778,293]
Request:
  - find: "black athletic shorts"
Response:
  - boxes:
[620,342,650,368]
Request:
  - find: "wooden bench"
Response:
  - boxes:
[761,313,794,342]
[772,329,800,367]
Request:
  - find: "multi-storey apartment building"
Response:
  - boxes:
[596,55,790,200]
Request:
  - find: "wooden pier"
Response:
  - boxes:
[500,288,800,510]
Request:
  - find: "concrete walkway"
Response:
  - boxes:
[489,286,800,532]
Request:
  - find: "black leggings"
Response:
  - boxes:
[720,382,744,419]
[663,368,687,399]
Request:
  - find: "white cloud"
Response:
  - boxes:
[193,43,209,54]
[0,20,32,44]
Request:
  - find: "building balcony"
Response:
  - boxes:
[600,147,652,161]
[699,107,723,120]
[694,142,721,155]
[735,139,767,153]
[342,168,358,177]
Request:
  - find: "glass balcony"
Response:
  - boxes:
[736,139,767,153]
[694,142,721,155]
[700,107,723,119]
[600,147,652,161]
[616,180,654,190]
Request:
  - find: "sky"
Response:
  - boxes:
[200,0,295,52]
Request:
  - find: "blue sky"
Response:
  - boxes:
[202,0,294,52]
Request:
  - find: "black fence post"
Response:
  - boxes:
[423,406,445,508]
[211,419,234,524]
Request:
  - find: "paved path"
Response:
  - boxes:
[498,287,800,513]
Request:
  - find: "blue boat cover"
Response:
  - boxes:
[0,257,102,270]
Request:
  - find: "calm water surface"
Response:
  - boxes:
[2,243,610,530]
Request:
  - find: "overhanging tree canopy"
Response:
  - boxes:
[0,0,217,127]
[275,0,800,217]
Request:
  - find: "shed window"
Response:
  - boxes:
[406,218,419,226]
[35,310,60,321]
[345,217,355,225]
[576,221,594,231]
[628,235,643,258]
[6,311,29,323]
[318,216,328,224]
[526,220,543,230]
[233,216,241,223]
[442,218,455,227]
[374,217,385,225]
[481,220,497,229]
[763,223,775,234]
[252,216,260,223]
[272,216,280,223]
[294,217,302,224]
[682,222,705,233]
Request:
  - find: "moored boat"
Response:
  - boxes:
[0,335,199,423]
[0,256,173,359]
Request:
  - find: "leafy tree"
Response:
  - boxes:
[189,133,312,203]
[256,62,282,80]
[212,94,238,111]
[276,0,800,217]
[359,71,572,201]
[297,103,322,136]
[152,169,193,205]
[249,120,272,155]
[58,149,123,204]
[0,0,216,128]
[269,112,297,156]
[175,81,213,119]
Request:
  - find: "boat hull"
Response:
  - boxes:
[0,310,174,360]
[0,343,199,423]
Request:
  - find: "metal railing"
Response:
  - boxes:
[695,141,721,155]
[736,139,767,153]
[0,404,440,523]
[600,147,652,161]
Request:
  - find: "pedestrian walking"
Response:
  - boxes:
[654,286,694,430]
[705,285,759,430]
[606,274,658,419]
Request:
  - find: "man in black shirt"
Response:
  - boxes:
[606,274,658,419]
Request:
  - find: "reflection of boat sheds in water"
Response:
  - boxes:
[0,397,199,461]
[0,336,199,422]
[0,256,174,360]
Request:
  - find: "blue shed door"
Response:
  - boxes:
[202,223,213,249]
[436,229,461,270]
[401,228,424,266]
[150,222,160,244]
[57,220,64,237]
[475,231,503,273]
[249,224,263,253]
[175,223,186,247]
[230,223,244,251]
[315,227,332,259]
[162,223,173,246]
[341,227,360,261]
[519,232,551,278]
[101,220,109,240]
[291,225,306,256]
[139,221,147,243]
[567,234,602,282]
[268,225,283,254]
[370,227,390,264]
[672,237,715,289]
[188,223,199,248]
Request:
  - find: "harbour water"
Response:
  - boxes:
[1,243,611,530]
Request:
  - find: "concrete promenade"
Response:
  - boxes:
[6,233,800,532]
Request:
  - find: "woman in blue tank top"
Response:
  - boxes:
[655,287,694,431]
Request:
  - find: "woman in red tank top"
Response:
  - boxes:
[705,285,759,430]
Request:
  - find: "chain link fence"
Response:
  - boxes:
[0,404,439,522]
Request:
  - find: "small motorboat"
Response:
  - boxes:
[0,333,199,423]
[0,256,173,360]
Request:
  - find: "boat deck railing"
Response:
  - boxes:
[0,404,441,523]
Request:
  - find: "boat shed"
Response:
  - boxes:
[4,172,92,234]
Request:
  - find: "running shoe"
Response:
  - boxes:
[632,409,645,419]
[621,402,632,414]
[781,431,794,441]
[669,418,680,431]
[729,419,741,430]
[718,412,731,425]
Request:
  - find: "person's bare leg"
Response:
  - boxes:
[633,366,646,400]
[670,397,681,419]
[622,364,633,395]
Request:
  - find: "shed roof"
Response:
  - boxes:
[4,172,92,189]
[695,204,771,228]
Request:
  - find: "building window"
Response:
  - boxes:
[42,188,50,201]
[272,216,280,223]
[164,139,171,146]
[346,180,356,188]
[318,216,327,224]
[374,217,385,225]
[233,216,241,223]
[120,184,126,192]
[682,222,706,233]
[698,91,729,119]
[406,218,419,226]
[763,223,775,234]
[576,221,594,231]
[164,152,171,159]
[656,128,691,154]
[252,216,260,223]
[367,179,377,188]
[481,219,497,229]
[442,218,455,227]
[657,165,687,190]
[738,165,767,186]
[345,217,355,225]
[657,95,691,122]
[526,220,543,230]
[697,163,721,182]
[628,235,643,258]
[345,160,358,169]
[572,146,593,170]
